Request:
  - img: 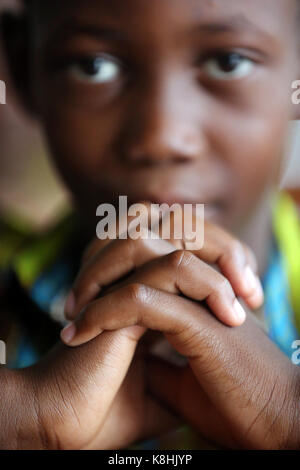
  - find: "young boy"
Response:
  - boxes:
[0,0,300,449]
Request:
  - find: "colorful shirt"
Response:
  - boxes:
[0,193,299,373]
[1,190,300,450]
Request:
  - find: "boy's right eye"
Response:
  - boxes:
[62,54,123,84]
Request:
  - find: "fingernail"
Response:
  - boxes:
[244,265,258,291]
[64,291,75,317]
[244,266,264,306]
[61,322,76,344]
[244,266,263,294]
[247,277,264,307]
[233,299,246,323]
[254,275,264,303]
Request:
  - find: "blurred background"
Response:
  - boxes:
[0,0,299,237]
[0,0,71,235]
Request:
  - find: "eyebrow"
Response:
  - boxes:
[192,14,271,38]
[50,23,126,44]
[48,14,273,49]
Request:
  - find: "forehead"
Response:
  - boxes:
[34,0,297,46]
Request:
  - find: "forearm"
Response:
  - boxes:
[0,367,42,449]
[237,354,300,450]
[280,365,300,450]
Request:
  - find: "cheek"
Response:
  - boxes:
[213,106,290,216]
[41,104,121,187]
[238,120,284,190]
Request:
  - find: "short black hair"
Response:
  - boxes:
[19,0,300,27]
[21,0,300,19]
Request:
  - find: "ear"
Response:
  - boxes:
[291,79,300,120]
[0,10,35,115]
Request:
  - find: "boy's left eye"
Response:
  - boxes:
[202,52,254,80]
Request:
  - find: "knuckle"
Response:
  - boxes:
[124,282,150,305]
[74,277,99,301]
[225,239,244,261]
[131,235,150,252]
[168,249,195,270]
[216,275,233,296]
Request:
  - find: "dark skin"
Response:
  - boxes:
[1,0,300,449]
[31,0,296,234]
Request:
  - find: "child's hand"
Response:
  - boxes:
[6,326,177,449]
[61,210,264,346]
[61,274,299,449]
[146,312,300,450]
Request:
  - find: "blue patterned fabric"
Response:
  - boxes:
[7,334,40,369]
[262,238,299,358]
[8,257,77,369]
[11,238,300,368]
[30,257,76,321]
[7,218,300,368]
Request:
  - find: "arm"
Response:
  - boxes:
[0,325,176,450]
[61,239,300,449]
[65,284,300,449]
[0,367,41,449]
[147,312,300,450]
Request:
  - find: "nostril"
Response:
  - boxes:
[171,154,193,165]
[124,147,158,166]
[124,151,192,167]
[120,126,203,166]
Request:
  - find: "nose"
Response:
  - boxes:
[119,75,206,167]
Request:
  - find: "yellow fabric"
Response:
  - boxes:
[273,192,300,333]
[0,212,76,288]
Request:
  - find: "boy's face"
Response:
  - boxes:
[29,0,298,230]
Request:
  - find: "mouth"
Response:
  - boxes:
[126,194,225,223]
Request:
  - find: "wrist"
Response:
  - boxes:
[261,364,300,450]
[0,368,45,449]
[282,365,300,450]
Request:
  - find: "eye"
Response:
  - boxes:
[203,52,254,80]
[68,55,122,84]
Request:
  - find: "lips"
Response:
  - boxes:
[94,167,231,225]
[125,193,225,223]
